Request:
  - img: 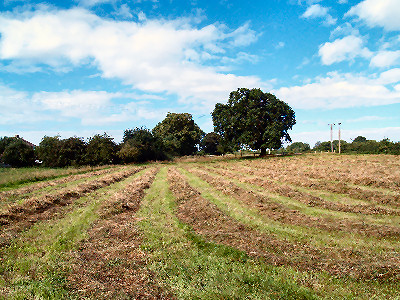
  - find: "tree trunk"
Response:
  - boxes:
[260,148,266,156]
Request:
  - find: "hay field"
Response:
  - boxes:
[0,154,399,299]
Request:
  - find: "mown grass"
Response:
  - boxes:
[179,167,397,253]
[0,167,147,299]
[0,165,110,191]
[197,165,400,230]
[0,165,127,210]
[176,167,400,299]
[136,166,317,299]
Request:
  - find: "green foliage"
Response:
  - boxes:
[313,138,400,155]
[1,139,35,167]
[85,133,118,166]
[36,136,63,167]
[36,136,86,167]
[212,88,296,155]
[286,142,310,153]
[353,136,367,143]
[153,113,204,156]
[313,141,332,152]
[118,127,167,163]
[58,137,86,167]
[200,132,222,155]
[0,136,16,155]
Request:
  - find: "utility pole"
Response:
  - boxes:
[328,123,335,152]
[338,122,342,154]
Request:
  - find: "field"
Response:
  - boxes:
[0,154,399,299]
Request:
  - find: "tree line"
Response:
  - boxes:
[0,113,204,168]
[284,137,400,155]
[1,88,297,167]
[3,87,397,168]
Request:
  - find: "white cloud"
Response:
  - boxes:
[0,83,170,127]
[302,4,328,18]
[377,68,400,84]
[346,0,400,31]
[318,35,372,65]
[275,41,285,49]
[115,4,133,19]
[301,4,337,25]
[370,50,400,68]
[273,70,400,110]
[0,8,264,110]
[330,23,359,39]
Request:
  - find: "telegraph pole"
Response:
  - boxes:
[338,122,342,154]
[328,123,335,152]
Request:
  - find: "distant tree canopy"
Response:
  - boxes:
[36,136,86,167]
[286,142,310,153]
[85,133,118,166]
[200,132,222,155]
[119,127,166,163]
[1,138,35,167]
[312,138,400,155]
[212,88,296,155]
[353,136,367,143]
[153,113,204,156]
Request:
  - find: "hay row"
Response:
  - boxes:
[168,167,400,282]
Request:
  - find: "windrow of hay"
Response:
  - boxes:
[67,167,173,299]
[184,166,400,239]
[202,164,400,216]
[0,166,143,248]
[0,165,119,200]
[169,167,400,282]
[211,159,400,210]
[240,154,400,191]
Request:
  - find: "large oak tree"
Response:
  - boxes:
[212,88,296,155]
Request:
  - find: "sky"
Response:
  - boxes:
[0,0,399,147]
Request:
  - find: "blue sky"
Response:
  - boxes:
[0,0,399,147]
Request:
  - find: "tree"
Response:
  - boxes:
[58,137,86,167]
[1,139,35,167]
[0,136,16,155]
[36,136,63,167]
[286,142,310,153]
[313,141,332,152]
[85,133,118,166]
[353,136,367,143]
[118,127,166,163]
[212,88,296,156]
[153,113,204,156]
[200,132,222,155]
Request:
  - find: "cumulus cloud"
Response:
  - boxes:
[301,4,337,25]
[0,83,170,126]
[273,70,400,110]
[0,8,265,110]
[318,35,372,65]
[346,0,400,31]
[370,50,400,68]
